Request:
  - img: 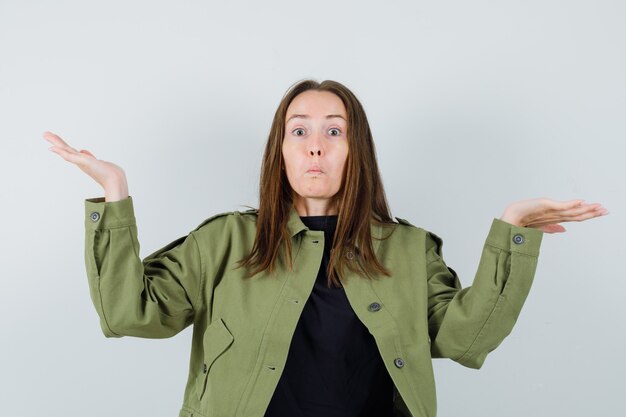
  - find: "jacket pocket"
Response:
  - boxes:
[196,318,234,401]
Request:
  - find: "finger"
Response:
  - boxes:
[556,204,608,221]
[43,131,80,154]
[562,199,585,207]
[541,198,584,208]
[538,199,588,214]
[49,144,81,156]
[525,203,605,224]
[50,146,91,165]
[43,131,66,146]
[526,208,607,227]
[555,203,604,218]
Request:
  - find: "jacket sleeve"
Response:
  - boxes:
[426,217,543,369]
[84,196,203,339]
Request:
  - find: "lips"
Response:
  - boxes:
[306,166,323,173]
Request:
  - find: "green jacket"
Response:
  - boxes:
[84,196,543,417]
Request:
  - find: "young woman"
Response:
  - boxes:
[45,79,608,417]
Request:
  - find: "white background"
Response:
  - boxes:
[1,1,624,416]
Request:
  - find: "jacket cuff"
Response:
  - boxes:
[85,196,136,231]
[485,217,543,257]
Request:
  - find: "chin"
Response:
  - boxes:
[294,188,331,198]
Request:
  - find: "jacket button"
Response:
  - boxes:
[512,234,524,245]
[368,302,381,312]
[202,363,208,374]
[394,358,405,368]
[90,211,100,222]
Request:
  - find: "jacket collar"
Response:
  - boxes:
[285,204,386,255]
[286,204,310,238]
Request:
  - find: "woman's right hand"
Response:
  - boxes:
[44,131,129,202]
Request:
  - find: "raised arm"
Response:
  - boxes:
[427,197,608,369]
[45,131,203,338]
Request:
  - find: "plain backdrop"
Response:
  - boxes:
[1,1,624,416]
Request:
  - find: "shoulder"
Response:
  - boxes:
[191,208,258,233]
[392,216,444,256]
[393,216,418,229]
[387,215,428,241]
[391,216,428,234]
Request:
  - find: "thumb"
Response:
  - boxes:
[539,223,567,233]
[80,149,96,158]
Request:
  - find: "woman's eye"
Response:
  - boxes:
[328,128,341,136]
[293,128,305,136]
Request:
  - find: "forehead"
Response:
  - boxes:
[286,90,347,120]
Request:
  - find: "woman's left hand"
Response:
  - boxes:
[499,198,609,233]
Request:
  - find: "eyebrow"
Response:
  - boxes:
[286,114,347,122]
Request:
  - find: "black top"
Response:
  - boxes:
[264,215,394,417]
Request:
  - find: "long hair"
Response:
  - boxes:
[237,79,395,287]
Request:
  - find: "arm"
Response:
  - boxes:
[426,218,543,369]
[44,131,205,338]
[84,196,203,339]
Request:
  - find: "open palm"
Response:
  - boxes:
[501,198,609,233]
[43,131,126,189]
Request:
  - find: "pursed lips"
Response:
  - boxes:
[306,166,323,174]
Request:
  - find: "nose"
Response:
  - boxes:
[307,131,323,157]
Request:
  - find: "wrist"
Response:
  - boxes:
[103,178,129,203]
[499,208,523,227]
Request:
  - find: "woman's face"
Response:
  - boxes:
[282,90,349,215]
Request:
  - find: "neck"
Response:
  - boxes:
[292,196,338,216]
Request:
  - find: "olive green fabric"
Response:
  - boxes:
[84,196,543,417]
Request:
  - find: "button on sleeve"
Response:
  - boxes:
[85,196,135,231]
[485,217,543,256]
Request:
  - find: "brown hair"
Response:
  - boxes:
[237,79,394,287]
